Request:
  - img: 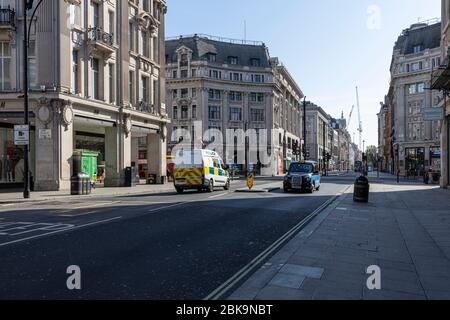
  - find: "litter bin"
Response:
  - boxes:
[71,173,83,195]
[125,167,136,187]
[354,175,370,203]
[148,174,157,185]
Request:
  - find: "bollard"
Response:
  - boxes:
[86,174,92,195]
[81,173,88,195]
[353,175,370,203]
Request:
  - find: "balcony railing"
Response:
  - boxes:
[138,100,156,114]
[0,7,15,27]
[87,27,113,47]
[431,59,450,91]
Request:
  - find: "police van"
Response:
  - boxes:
[173,149,230,193]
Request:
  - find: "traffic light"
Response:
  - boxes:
[292,141,298,155]
[326,152,331,161]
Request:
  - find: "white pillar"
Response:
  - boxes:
[105,123,131,187]
[34,99,73,191]
[147,128,167,184]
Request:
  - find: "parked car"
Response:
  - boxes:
[283,161,321,193]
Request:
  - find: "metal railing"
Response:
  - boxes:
[87,27,114,47]
[166,34,264,47]
[0,7,15,27]
[431,58,450,90]
[138,100,156,114]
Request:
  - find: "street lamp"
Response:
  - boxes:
[22,0,44,198]
[302,97,307,160]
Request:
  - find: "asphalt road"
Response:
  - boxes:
[0,174,356,299]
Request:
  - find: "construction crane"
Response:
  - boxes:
[355,86,363,151]
[347,105,355,129]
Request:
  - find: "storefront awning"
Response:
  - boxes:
[74,115,116,127]
[131,125,159,135]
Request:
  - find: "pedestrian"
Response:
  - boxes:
[397,169,400,184]
[424,169,429,185]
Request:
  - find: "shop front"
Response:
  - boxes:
[430,147,441,174]
[73,117,109,187]
[405,147,425,178]
[0,122,35,189]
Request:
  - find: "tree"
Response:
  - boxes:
[365,145,377,166]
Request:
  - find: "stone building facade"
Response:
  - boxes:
[304,102,331,170]
[165,35,303,176]
[0,0,168,191]
[431,1,450,188]
[377,99,388,171]
[390,21,442,178]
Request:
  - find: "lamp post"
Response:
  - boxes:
[22,0,30,199]
[302,97,307,160]
[22,0,43,198]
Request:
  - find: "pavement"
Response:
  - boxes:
[0,183,180,205]
[229,172,450,300]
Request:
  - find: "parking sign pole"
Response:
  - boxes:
[23,0,30,199]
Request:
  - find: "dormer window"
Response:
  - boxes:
[180,53,188,66]
[207,53,217,62]
[413,45,422,54]
[229,56,238,65]
[250,58,261,67]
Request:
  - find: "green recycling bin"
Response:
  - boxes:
[73,150,99,187]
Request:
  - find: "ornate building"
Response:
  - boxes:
[431,1,450,188]
[304,102,331,170]
[165,34,303,175]
[0,0,168,190]
[390,21,442,178]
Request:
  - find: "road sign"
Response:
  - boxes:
[14,125,30,146]
[423,107,444,121]
[247,172,254,190]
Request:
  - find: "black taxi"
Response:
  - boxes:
[283,161,321,193]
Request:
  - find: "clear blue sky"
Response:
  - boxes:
[166,0,441,149]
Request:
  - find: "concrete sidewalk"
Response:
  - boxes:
[230,174,450,300]
[0,183,177,204]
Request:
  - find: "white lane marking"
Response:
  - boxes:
[59,201,121,213]
[59,210,104,217]
[148,201,194,213]
[0,216,122,248]
[208,193,228,199]
[0,222,74,236]
[1,204,15,207]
